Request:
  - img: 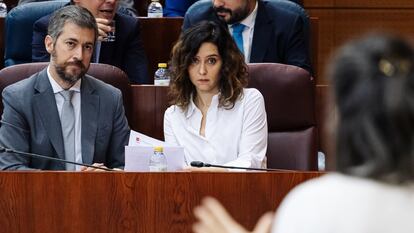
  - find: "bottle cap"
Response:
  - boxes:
[154,146,163,152]
[158,63,167,68]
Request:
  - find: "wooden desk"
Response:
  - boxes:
[0,171,322,232]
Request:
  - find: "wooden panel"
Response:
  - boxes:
[304,0,334,8]
[130,85,156,136]
[305,0,414,8]
[0,171,323,233]
[139,17,183,83]
[130,85,169,140]
[155,86,170,140]
[307,8,414,84]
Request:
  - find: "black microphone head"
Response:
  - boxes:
[190,161,205,167]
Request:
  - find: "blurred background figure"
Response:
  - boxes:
[193,33,414,233]
[164,21,267,171]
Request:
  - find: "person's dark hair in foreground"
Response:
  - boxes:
[192,34,414,233]
[332,34,414,183]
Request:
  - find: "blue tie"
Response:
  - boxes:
[232,23,245,54]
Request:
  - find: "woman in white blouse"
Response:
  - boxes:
[164,21,267,170]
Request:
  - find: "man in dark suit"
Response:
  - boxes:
[0,5,130,170]
[183,0,311,73]
[32,0,150,84]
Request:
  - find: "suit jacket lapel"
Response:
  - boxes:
[250,1,272,62]
[33,69,65,159]
[80,76,99,164]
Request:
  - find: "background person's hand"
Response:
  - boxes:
[95,18,113,41]
[193,197,273,233]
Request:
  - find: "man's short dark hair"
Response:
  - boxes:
[48,5,98,43]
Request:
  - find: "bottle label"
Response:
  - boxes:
[154,79,170,86]
[149,165,167,172]
[148,12,163,18]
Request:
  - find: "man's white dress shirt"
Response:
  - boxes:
[47,66,83,170]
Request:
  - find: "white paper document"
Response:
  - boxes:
[125,130,185,171]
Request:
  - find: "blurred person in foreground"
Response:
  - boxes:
[164,21,267,171]
[193,33,414,232]
[32,0,149,84]
[0,5,129,171]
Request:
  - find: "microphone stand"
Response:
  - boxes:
[190,161,291,172]
[0,146,113,171]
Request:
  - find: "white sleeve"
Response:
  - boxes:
[224,89,268,168]
[163,106,180,146]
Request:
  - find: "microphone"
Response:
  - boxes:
[190,161,289,172]
[0,146,113,171]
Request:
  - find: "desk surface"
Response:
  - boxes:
[0,171,322,232]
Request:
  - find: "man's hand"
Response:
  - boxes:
[193,197,273,233]
[80,163,109,171]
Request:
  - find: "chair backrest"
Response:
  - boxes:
[247,63,317,170]
[4,1,68,67]
[139,17,183,82]
[0,62,132,121]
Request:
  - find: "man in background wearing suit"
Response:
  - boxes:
[32,0,150,84]
[0,5,130,171]
[183,0,311,73]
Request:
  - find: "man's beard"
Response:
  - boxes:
[52,51,87,85]
[213,5,250,24]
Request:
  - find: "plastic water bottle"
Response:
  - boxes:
[154,63,170,86]
[0,0,7,18]
[147,0,163,18]
[149,146,167,172]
